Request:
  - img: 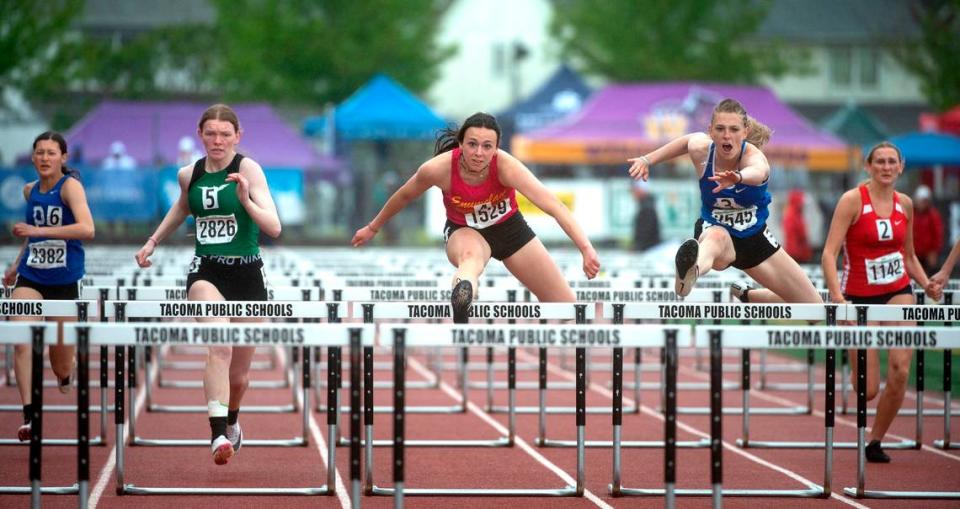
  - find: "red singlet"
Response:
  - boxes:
[841,185,911,296]
[442,147,519,228]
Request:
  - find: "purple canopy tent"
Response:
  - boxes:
[512,82,853,171]
[64,100,344,177]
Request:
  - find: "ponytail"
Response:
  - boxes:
[745,116,773,149]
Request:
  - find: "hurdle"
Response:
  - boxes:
[0,322,84,506]
[0,299,105,447]
[836,323,960,499]
[933,291,958,450]
[372,323,656,503]
[62,321,373,497]
[104,299,345,447]
[617,323,832,505]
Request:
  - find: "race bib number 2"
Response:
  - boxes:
[27,240,67,269]
[466,199,512,229]
[196,214,237,245]
[865,251,904,285]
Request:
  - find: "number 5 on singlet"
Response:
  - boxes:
[466,199,512,229]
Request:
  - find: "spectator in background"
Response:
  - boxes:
[912,185,943,275]
[631,177,660,251]
[102,140,136,170]
[782,189,812,263]
[177,136,203,166]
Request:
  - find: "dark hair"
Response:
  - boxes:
[33,131,79,179]
[198,103,240,132]
[865,141,903,165]
[711,98,773,149]
[434,112,501,155]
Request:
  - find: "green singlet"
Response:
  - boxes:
[187,154,259,256]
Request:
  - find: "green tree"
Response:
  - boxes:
[0,0,83,106]
[896,0,960,112]
[548,0,793,83]
[211,0,454,104]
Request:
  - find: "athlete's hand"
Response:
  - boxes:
[708,171,741,193]
[924,279,943,302]
[626,156,651,181]
[581,245,600,280]
[351,225,378,247]
[134,241,155,268]
[11,223,38,238]
[226,173,250,204]
[2,264,17,287]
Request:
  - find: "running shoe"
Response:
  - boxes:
[729,282,751,303]
[674,239,700,298]
[451,279,473,324]
[226,422,242,455]
[17,422,30,442]
[865,440,890,463]
[211,435,234,465]
[57,373,72,394]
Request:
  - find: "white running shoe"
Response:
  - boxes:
[211,435,234,465]
[729,282,752,303]
[226,422,242,454]
[17,422,30,442]
[674,239,700,297]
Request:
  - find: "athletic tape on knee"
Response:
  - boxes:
[207,400,229,418]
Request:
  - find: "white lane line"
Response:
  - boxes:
[88,367,148,508]
[516,350,872,509]
[680,364,960,462]
[307,402,352,508]
[407,356,614,509]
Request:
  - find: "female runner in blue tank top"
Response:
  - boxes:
[626,99,821,304]
[3,132,94,441]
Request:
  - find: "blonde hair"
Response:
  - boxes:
[711,98,773,149]
[198,104,240,133]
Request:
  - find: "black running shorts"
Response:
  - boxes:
[695,219,781,270]
[186,255,268,301]
[14,275,81,300]
[443,212,537,261]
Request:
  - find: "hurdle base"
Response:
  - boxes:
[737,438,917,450]
[843,487,960,499]
[674,405,808,415]
[613,486,825,498]
[933,440,959,450]
[0,483,79,495]
[338,436,511,448]
[120,484,331,495]
[131,437,306,447]
[370,485,578,497]
[538,437,710,448]
[146,403,295,414]
[488,405,636,415]
[0,435,104,446]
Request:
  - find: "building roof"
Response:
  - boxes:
[80,0,215,31]
[755,0,920,44]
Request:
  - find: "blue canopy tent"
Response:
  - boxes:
[497,64,592,151]
[890,132,960,167]
[303,74,447,140]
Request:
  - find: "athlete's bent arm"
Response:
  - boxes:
[233,159,281,238]
[627,133,701,181]
[821,191,858,303]
[352,158,445,247]
[136,166,192,267]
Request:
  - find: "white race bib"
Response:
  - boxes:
[196,214,238,245]
[465,199,512,229]
[710,205,758,232]
[865,251,904,285]
[26,240,67,269]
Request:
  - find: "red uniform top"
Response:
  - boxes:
[442,147,519,228]
[841,185,911,297]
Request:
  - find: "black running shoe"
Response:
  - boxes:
[451,279,473,324]
[674,239,700,297]
[865,440,890,463]
[730,282,751,303]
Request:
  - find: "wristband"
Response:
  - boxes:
[735,171,743,184]
[639,155,652,166]
[147,236,159,246]
[368,223,379,233]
